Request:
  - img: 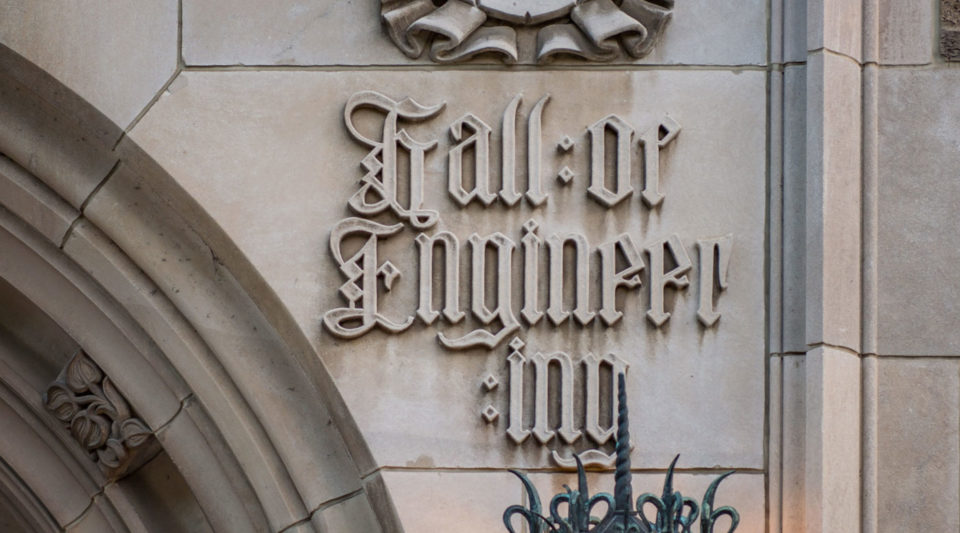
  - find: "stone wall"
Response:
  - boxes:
[0,1,957,532]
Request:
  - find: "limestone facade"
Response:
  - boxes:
[0,1,956,532]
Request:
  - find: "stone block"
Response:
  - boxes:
[808,0,863,61]
[878,0,935,64]
[0,154,78,245]
[876,358,960,531]
[181,0,766,66]
[805,51,862,352]
[0,396,95,526]
[876,68,960,355]
[0,51,118,209]
[154,399,273,533]
[0,0,178,128]
[311,493,382,533]
[64,498,122,533]
[782,0,808,63]
[380,470,521,533]
[104,452,213,533]
[129,69,768,471]
[804,346,860,533]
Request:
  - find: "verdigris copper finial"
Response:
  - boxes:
[502,371,740,533]
[594,372,644,532]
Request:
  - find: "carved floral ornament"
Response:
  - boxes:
[43,351,155,478]
[382,0,674,63]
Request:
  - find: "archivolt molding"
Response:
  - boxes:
[0,44,398,533]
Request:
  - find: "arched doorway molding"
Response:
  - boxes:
[0,44,398,532]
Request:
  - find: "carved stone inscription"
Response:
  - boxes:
[324,90,733,350]
[322,89,740,463]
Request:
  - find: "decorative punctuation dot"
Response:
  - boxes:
[557,135,575,152]
[509,336,525,351]
[557,166,575,185]
[522,219,539,234]
[482,374,499,391]
[481,405,500,423]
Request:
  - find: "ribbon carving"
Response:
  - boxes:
[381,0,674,63]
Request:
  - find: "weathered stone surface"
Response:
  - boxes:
[781,65,807,354]
[808,0,862,61]
[130,69,767,472]
[943,0,960,60]
[310,492,382,533]
[0,49,119,209]
[781,0,808,64]
[877,358,960,531]
[380,470,525,533]
[0,0,178,128]
[876,68,960,355]
[805,52,862,352]
[181,0,766,66]
[804,346,860,533]
[878,0,934,64]
[780,354,806,532]
[0,155,78,245]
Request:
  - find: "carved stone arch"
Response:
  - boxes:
[0,44,398,533]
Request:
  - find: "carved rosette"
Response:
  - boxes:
[43,351,156,479]
[382,0,673,63]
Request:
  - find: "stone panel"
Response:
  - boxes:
[878,0,935,64]
[877,358,960,531]
[130,69,767,473]
[876,68,960,355]
[379,470,520,533]
[0,0,178,128]
[181,0,766,66]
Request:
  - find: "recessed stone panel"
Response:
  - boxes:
[877,68,960,355]
[130,68,766,471]
[877,358,960,531]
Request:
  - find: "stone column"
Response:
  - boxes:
[803,1,863,532]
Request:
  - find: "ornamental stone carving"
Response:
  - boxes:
[43,351,157,479]
[381,0,674,63]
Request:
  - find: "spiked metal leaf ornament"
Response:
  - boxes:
[503,373,740,533]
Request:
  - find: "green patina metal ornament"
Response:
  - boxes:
[503,373,740,533]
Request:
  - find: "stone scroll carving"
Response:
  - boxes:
[43,351,156,479]
[381,0,674,63]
